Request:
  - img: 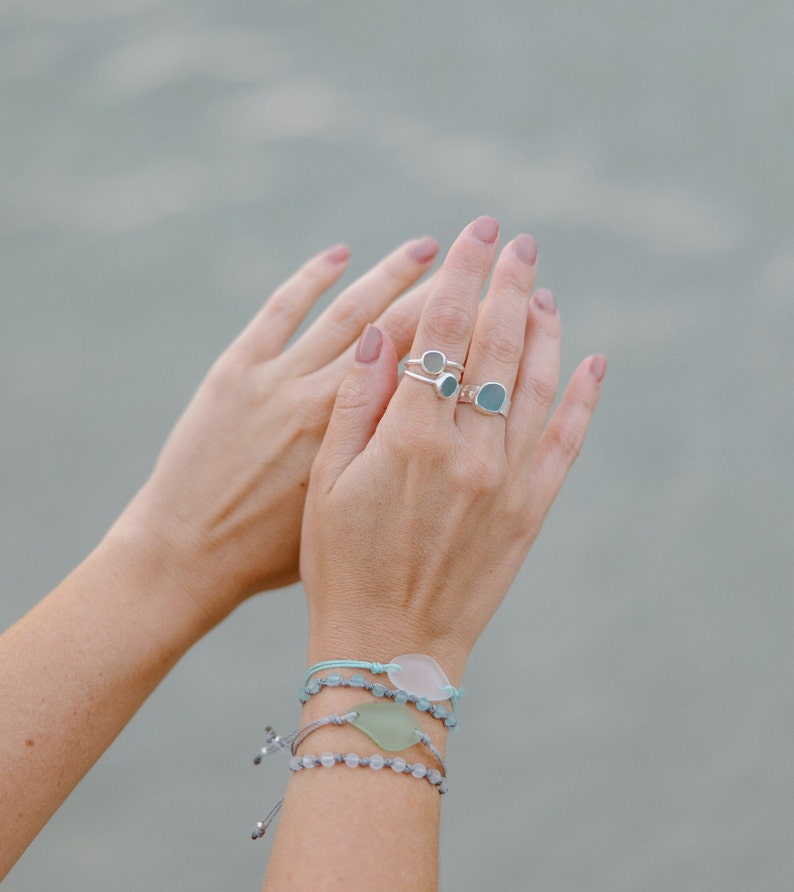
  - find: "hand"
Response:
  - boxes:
[300,217,606,682]
[114,237,439,623]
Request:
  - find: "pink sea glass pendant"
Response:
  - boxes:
[387,654,452,701]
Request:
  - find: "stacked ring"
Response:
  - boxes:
[457,382,510,418]
[403,350,464,400]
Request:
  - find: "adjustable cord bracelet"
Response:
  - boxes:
[303,653,463,710]
[298,674,459,729]
[251,704,448,840]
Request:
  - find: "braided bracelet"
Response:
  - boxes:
[304,653,463,709]
[298,674,459,729]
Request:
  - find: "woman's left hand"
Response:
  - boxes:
[115,237,438,622]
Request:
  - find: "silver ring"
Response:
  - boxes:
[405,350,465,376]
[404,368,461,399]
[458,382,510,417]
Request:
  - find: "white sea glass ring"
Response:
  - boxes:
[405,349,465,377]
[403,368,461,400]
[458,382,511,417]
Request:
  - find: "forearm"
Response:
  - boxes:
[0,519,224,878]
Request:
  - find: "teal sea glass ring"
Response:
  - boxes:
[458,382,510,417]
[403,368,461,400]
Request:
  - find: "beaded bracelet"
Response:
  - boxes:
[304,653,463,709]
[298,674,459,729]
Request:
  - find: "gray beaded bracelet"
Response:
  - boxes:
[298,673,459,729]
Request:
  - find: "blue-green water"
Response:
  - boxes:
[2,2,793,889]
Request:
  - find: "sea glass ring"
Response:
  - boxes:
[405,349,465,376]
[458,382,510,417]
[403,368,461,400]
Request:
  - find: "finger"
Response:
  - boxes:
[396,215,500,415]
[314,325,400,490]
[231,245,352,363]
[290,237,439,372]
[456,235,537,438]
[505,288,562,459]
[323,274,435,381]
[529,355,606,518]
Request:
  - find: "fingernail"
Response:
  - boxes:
[325,244,351,263]
[534,288,556,313]
[590,355,607,382]
[514,234,538,266]
[471,215,499,244]
[409,236,439,264]
[356,324,383,364]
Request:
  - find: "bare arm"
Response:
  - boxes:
[0,237,439,879]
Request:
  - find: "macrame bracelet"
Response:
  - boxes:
[303,653,463,709]
[298,674,459,729]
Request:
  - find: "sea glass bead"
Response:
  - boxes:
[345,753,360,767]
[416,697,430,712]
[349,673,365,687]
[349,701,421,752]
[411,762,427,778]
[427,769,442,785]
[320,752,336,767]
[289,756,302,771]
[391,757,407,773]
[393,689,409,704]
[306,680,321,695]
[387,654,453,701]
[298,689,310,703]
[327,672,342,686]
[301,754,316,769]
[371,683,386,698]
[369,754,385,770]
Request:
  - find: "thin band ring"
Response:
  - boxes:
[457,382,510,417]
[405,350,465,376]
[403,369,461,400]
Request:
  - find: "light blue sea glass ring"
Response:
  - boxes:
[403,368,461,400]
[458,381,510,417]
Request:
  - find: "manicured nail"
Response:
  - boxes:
[533,288,556,313]
[514,234,538,266]
[471,215,499,244]
[590,355,607,382]
[409,236,439,264]
[356,324,383,364]
[325,244,351,263]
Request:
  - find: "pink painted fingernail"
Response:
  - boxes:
[409,236,439,264]
[471,215,499,244]
[356,324,383,364]
[325,244,351,263]
[590,355,607,382]
[514,234,538,266]
[534,288,556,313]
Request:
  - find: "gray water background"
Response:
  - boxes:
[1,1,793,889]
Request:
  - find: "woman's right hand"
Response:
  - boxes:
[300,216,606,682]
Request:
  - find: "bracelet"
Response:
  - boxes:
[298,674,459,729]
[289,751,448,792]
[303,653,463,709]
[288,705,447,774]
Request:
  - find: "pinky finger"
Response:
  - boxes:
[530,354,607,517]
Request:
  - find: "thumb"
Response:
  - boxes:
[316,324,398,488]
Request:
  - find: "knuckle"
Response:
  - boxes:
[423,297,473,344]
[478,322,523,364]
[525,371,558,408]
[326,295,362,332]
[550,423,583,464]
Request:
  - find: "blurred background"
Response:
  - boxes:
[1,1,792,889]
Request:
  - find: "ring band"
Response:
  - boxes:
[404,369,461,399]
[458,382,510,417]
[405,350,465,376]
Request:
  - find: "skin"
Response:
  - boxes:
[0,235,439,880]
[263,217,606,889]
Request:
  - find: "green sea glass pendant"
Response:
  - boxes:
[349,702,421,751]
